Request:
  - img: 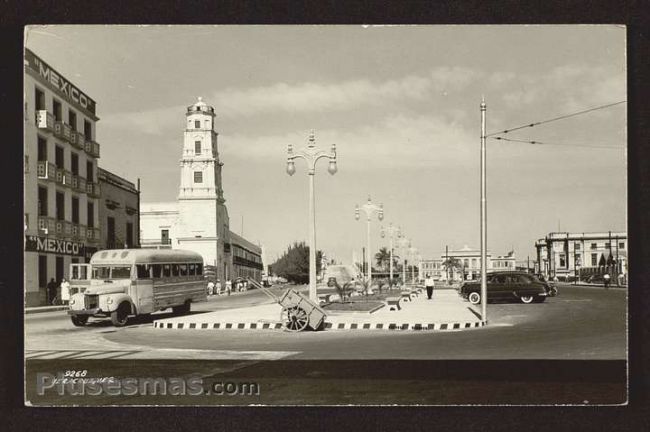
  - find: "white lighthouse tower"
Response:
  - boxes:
[175,97,231,280]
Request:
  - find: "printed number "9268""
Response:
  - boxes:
[63,370,88,377]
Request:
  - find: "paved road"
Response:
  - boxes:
[26,284,626,360]
[24,284,626,405]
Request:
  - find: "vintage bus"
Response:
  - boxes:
[68,249,207,327]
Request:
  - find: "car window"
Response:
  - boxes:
[518,275,532,284]
[494,275,507,284]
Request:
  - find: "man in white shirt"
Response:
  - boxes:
[424,274,435,300]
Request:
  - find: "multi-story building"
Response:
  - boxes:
[139,98,262,282]
[98,168,140,250]
[24,49,102,306]
[419,245,517,282]
[534,231,627,280]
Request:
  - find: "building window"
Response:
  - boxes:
[38,187,48,216]
[471,258,477,268]
[107,217,116,247]
[194,120,201,129]
[55,145,64,169]
[559,254,566,267]
[55,192,65,221]
[574,242,581,250]
[619,242,625,250]
[86,161,94,182]
[126,222,133,247]
[35,87,45,110]
[195,141,201,154]
[194,171,203,183]
[605,242,611,249]
[53,99,62,122]
[590,243,597,250]
[38,136,47,161]
[68,109,77,131]
[71,153,79,175]
[591,253,597,266]
[161,229,169,244]
[84,120,92,140]
[71,196,79,224]
[575,253,581,266]
[87,202,95,228]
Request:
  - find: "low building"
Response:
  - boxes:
[534,231,627,280]
[98,168,140,249]
[419,245,517,282]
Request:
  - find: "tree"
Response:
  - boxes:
[442,257,463,282]
[269,242,323,284]
[375,247,391,270]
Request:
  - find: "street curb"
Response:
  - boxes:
[25,306,68,315]
[153,318,487,332]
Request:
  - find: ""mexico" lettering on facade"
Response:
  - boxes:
[25,235,85,257]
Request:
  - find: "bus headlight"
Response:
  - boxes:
[70,298,75,305]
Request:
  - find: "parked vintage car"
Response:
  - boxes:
[459,271,556,305]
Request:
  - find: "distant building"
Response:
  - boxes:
[419,245,516,282]
[139,98,262,282]
[98,168,140,250]
[534,231,627,279]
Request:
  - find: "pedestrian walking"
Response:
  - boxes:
[215,279,222,295]
[60,278,71,305]
[225,279,232,296]
[46,278,57,305]
[207,280,215,296]
[424,273,435,300]
[604,272,611,289]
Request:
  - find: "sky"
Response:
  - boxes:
[24,25,627,265]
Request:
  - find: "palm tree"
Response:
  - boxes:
[442,257,463,283]
[375,247,391,271]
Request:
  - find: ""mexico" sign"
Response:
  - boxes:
[25,235,86,257]
[25,49,97,116]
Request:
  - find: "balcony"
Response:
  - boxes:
[54,121,73,143]
[37,216,56,234]
[85,227,100,242]
[76,176,87,193]
[70,131,86,150]
[36,110,54,131]
[86,182,101,198]
[36,161,56,180]
[84,139,101,158]
[56,168,72,187]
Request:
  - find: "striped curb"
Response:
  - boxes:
[153,319,487,331]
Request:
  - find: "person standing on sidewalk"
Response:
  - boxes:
[60,278,71,305]
[46,278,57,305]
[604,272,611,289]
[225,279,232,296]
[425,273,435,300]
[207,280,215,296]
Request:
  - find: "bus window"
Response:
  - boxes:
[163,264,171,277]
[196,263,203,276]
[179,264,188,276]
[151,264,162,279]
[188,263,195,275]
[136,264,151,279]
[72,266,79,280]
[171,264,180,277]
[111,266,132,279]
[93,266,110,279]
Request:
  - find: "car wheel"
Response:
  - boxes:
[468,292,481,305]
[70,315,88,326]
[110,302,131,327]
[520,295,535,304]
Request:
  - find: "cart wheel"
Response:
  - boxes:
[281,306,309,332]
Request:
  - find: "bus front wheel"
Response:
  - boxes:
[70,315,88,327]
[111,303,131,327]
[173,301,191,315]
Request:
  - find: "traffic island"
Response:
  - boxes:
[152,290,486,332]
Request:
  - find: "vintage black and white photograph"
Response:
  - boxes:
[23,25,627,406]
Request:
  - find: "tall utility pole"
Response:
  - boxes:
[445,245,449,283]
[480,97,488,323]
[286,131,338,301]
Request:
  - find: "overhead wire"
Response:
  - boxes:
[486,100,626,138]
[490,136,623,149]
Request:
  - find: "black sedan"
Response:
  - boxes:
[459,271,556,305]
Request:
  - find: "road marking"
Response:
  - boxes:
[25,349,299,361]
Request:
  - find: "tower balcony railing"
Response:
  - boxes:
[36,110,54,131]
[37,160,56,180]
[70,131,86,150]
[86,182,101,198]
[85,140,100,158]
[37,216,56,234]
[56,168,72,187]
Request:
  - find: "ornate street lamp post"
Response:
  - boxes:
[355,196,384,287]
[286,130,337,302]
[408,245,419,285]
[381,223,400,290]
[396,235,411,287]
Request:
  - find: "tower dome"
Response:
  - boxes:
[186,96,215,116]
